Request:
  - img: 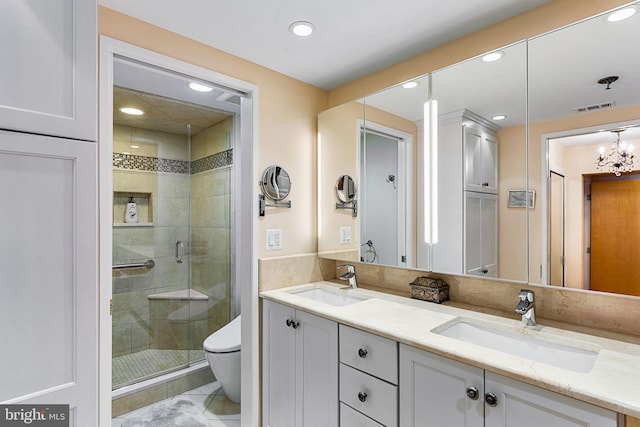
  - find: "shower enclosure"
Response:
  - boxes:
[111,81,236,389]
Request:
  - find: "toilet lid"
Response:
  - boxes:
[204,315,241,353]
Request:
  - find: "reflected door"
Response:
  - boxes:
[549,171,565,287]
[590,178,640,296]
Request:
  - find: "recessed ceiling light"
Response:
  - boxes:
[402,81,419,89]
[482,51,504,63]
[189,82,214,92]
[607,6,637,22]
[492,114,507,121]
[130,145,140,149]
[120,107,144,116]
[289,21,315,37]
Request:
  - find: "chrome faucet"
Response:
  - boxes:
[516,289,536,327]
[337,264,357,289]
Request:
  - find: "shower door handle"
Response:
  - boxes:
[175,240,184,264]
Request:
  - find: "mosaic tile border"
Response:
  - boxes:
[113,149,233,174]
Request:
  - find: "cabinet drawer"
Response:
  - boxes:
[339,325,398,384]
[340,402,384,427]
[340,364,397,427]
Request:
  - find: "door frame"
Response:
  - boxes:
[358,119,414,266]
[98,37,258,426]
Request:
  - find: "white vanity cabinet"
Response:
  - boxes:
[463,125,498,194]
[0,0,97,141]
[262,300,339,427]
[339,325,399,427]
[399,344,617,427]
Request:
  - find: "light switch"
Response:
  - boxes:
[266,229,282,251]
[340,226,352,245]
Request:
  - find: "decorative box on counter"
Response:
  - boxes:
[409,277,449,304]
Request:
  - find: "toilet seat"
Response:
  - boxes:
[204,315,241,353]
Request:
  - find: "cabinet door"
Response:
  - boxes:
[399,344,484,427]
[0,0,96,141]
[262,300,297,427]
[484,372,617,427]
[464,127,498,194]
[0,131,98,426]
[296,309,338,427]
[464,192,498,277]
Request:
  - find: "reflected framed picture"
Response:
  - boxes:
[508,190,535,208]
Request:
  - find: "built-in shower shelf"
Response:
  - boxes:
[113,191,153,224]
[148,289,209,301]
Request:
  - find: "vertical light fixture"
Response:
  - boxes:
[317,132,323,238]
[423,99,439,244]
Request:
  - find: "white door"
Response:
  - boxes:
[0,0,96,141]
[361,130,402,265]
[465,192,498,277]
[0,131,98,426]
[484,372,617,427]
[399,344,484,427]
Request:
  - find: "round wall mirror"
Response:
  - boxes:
[335,175,356,203]
[261,165,291,201]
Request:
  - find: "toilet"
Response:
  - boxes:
[203,315,241,403]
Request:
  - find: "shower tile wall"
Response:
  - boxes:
[112,119,232,360]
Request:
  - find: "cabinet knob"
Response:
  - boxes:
[482,182,489,187]
[481,269,489,274]
[358,348,368,359]
[357,391,368,403]
[466,386,479,400]
[285,319,299,329]
[485,392,498,407]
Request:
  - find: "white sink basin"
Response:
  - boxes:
[434,320,599,373]
[291,287,368,307]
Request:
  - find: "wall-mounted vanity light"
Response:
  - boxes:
[259,165,292,216]
[335,175,357,217]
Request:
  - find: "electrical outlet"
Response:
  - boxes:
[266,229,282,251]
[340,226,351,244]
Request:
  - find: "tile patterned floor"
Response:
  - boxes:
[112,349,205,389]
[112,382,240,427]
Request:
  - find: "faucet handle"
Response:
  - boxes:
[337,264,355,273]
[519,289,534,302]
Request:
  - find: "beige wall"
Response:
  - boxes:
[100,7,328,259]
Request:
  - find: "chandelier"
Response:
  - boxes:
[595,129,635,176]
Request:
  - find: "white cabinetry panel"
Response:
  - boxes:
[0,130,98,426]
[0,0,96,141]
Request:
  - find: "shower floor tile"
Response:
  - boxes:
[112,349,205,389]
[112,381,240,427]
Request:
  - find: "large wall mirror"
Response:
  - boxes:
[318,2,640,298]
[528,1,640,297]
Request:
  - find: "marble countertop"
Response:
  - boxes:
[260,281,640,418]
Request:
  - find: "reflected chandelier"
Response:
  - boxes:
[595,129,635,176]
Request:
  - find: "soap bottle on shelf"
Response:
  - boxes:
[125,196,138,223]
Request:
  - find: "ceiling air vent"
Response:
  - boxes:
[573,101,616,113]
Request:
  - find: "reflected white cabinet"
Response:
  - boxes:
[464,125,498,194]
[0,0,96,141]
[400,345,617,427]
[262,300,338,427]
[464,192,498,277]
[434,109,500,275]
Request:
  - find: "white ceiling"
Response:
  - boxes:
[99,0,549,90]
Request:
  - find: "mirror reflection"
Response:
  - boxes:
[335,175,356,203]
[528,2,640,297]
[261,165,291,201]
[318,1,640,298]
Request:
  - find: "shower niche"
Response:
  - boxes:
[113,191,153,226]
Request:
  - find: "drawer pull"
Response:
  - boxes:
[357,391,368,403]
[485,392,498,407]
[285,319,299,329]
[358,348,368,358]
[466,386,479,400]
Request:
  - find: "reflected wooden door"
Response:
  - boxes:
[591,179,640,296]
